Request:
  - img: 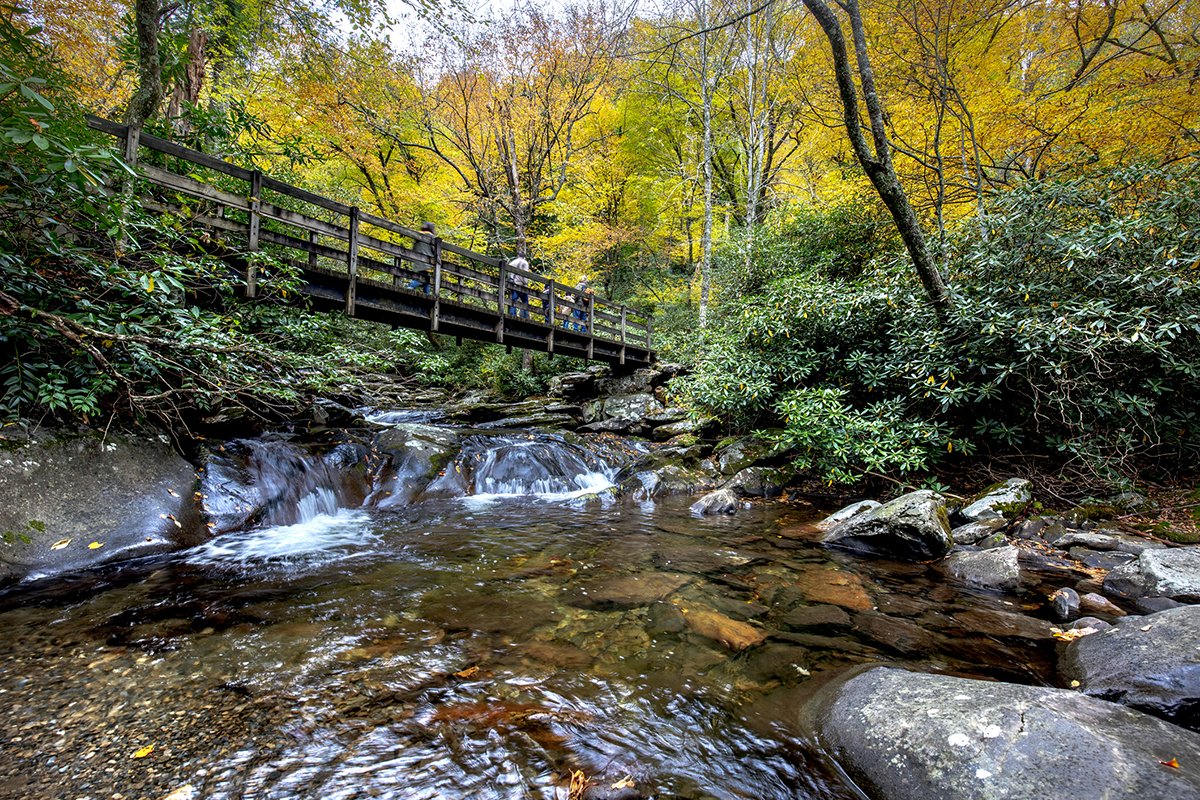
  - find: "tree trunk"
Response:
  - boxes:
[800,0,951,317]
[698,16,714,328]
[124,0,162,128]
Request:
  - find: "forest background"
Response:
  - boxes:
[3,0,1200,493]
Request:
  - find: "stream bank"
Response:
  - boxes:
[0,367,1198,799]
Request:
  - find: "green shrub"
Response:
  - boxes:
[675,164,1200,487]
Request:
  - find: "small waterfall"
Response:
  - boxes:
[202,438,368,531]
[423,433,617,502]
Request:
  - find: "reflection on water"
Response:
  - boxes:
[0,426,1063,800]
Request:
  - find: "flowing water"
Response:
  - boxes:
[0,421,1064,800]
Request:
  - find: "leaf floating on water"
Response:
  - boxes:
[50,538,71,550]
[1160,758,1180,769]
[454,666,480,679]
[132,744,155,759]
[611,775,636,790]
[88,541,103,549]
[167,488,179,497]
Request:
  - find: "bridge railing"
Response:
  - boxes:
[86,117,652,353]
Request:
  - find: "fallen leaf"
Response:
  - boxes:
[1051,627,1098,642]
[611,775,636,790]
[1070,680,1081,688]
[1140,624,1154,632]
[132,744,155,759]
[88,542,103,550]
[50,538,71,550]
[454,666,480,679]
[1160,758,1180,769]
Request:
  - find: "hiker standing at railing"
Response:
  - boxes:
[407,222,436,294]
[508,257,530,320]
[573,277,592,333]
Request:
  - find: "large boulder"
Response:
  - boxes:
[1060,605,1200,727]
[1104,547,1200,602]
[583,393,663,424]
[0,432,205,583]
[619,465,711,500]
[723,466,789,498]
[822,490,953,561]
[815,666,1200,800]
[957,478,1033,523]
[817,500,881,530]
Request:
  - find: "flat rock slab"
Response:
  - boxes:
[790,564,874,612]
[651,545,760,575]
[1060,605,1200,727]
[951,608,1055,640]
[1105,547,1200,602]
[565,572,691,610]
[817,666,1200,800]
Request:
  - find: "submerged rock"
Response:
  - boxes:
[823,490,953,561]
[815,666,1200,800]
[682,607,766,651]
[0,432,205,583]
[957,478,1032,523]
[690,488,740,516]
[565,572,691,611]
[1060,605,1200,727]
[1104,548,1200,602]
[944,546,1021,591]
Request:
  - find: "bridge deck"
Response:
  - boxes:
[88,117,654,368]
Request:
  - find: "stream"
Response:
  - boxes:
[0,417,1065,800]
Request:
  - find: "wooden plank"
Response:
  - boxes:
[261,229,347,263]
[620,307,627,366]
[139,164,250,210]
[496,263,507,343]
[259,201,349,241]
[547,280,556,353]
[586,295,595,360]
[441,239,500,266]
[358,210,422,241]
[261,175,352,216]
[345,206,359,315]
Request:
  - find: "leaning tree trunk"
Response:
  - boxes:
[124,0,162,127]
[800,0,951,317]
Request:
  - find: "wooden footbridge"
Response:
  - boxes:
[87,117,654,368]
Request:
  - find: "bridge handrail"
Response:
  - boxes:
[86,116,652,351]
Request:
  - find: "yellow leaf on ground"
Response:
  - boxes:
[50,538,71,550]
[88,542,103,549]
[611,776,636,790]
[1160,758,1180,769]
[133,744,155,759]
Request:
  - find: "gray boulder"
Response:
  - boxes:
[1053,529,1166,555]
[690,488,740,516]
[816,666,1200,800]
[369,424,461,508]
[817,500,881,530]
[951,517,1006,544]
[723,466,789,498]
[0,432,205,583]
[1104,547,1200,602]
[823,490,953,561]
[584,392,663,424]
[713,437,771,476]
[652,417,706,441]
[620,465,711,500]
[944,546,1021,591]
[1060,605,1200,727]
[958,478,1033,522]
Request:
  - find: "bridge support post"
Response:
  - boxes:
[431,238,442,331]
[496,261,506,343]
[586,297,595,362]
[546,279,556,355]
[345,206,359,316]
[245,170,262,298]
[619,307,627,366]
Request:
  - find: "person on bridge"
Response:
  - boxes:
[573,276,593,333]
[407,222,436,294]
[507,257,530,320]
